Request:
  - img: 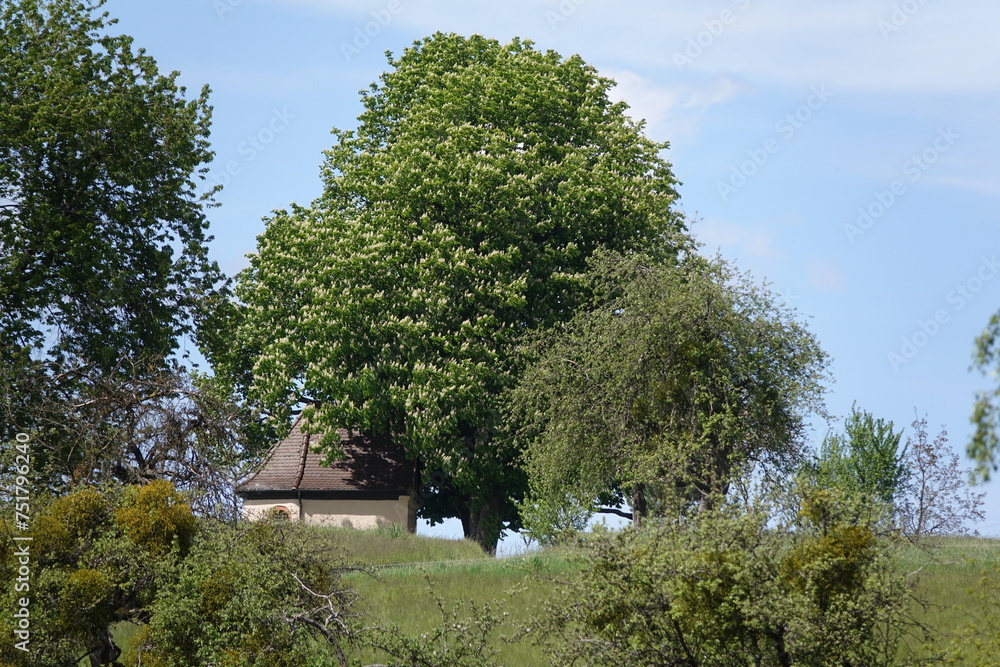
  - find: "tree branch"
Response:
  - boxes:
[595,507,633,520]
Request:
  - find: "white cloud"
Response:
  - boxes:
[603,70,746,143]
[807,260,847,293]
[692,217,780,262]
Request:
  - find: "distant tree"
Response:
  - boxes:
[510,252,828,530]
[899,416,985,538]
[213,33,688,553]
[810,405,908,509]
[970,311,1000,480]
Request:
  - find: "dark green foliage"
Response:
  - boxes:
[0,0,234,505]
[0,360,260,517]
[0,0,219,373]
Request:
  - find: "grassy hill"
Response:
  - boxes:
[336,528,1000,665]
[108,526,1000,665]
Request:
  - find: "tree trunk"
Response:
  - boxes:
[768,629,792,667]
[632,484,648,527]
[86,629,121,666]
[459,489,506,556]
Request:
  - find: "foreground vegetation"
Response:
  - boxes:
[152,523,1000,665]
[315,528,1000,666]
[240,527,1000,665]
[2,483,995,666]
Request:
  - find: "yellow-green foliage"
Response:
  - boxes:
[783,524,876,606]
[120,627,168,667]
[61,568,113,630]
[31,487,109,565]
[198,565,240,620]
[114,479,196,555]
[785,486,880,611]
[541,494,916,667]
[64,568,110,608]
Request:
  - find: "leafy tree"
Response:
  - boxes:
[537,488,922,666]
[216,33,688,553]
[810,405,907,508]
[510,252,828,529]
[970,312,1000,480]
[0,0,229,511]
[899,415,985,538]
[0,0,219,367]
[0,0,222,461]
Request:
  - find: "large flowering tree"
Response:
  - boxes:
[217,33,687,553]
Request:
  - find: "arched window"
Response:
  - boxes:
[269,505,292,521]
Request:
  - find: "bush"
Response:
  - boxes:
[0,482,197,666]
[127,520,356,666]
[539,488,924,666]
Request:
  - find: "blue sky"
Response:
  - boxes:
[103,0,1000,541]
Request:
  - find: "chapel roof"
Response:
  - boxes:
[236,412,417,499]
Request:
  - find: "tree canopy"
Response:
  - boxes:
[808,405,907,508]
[0,0,232,493]
[216,33,688,552]
[0,0,219,373]
[510,252,829,532]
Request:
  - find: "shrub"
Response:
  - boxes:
[540,488,923,666]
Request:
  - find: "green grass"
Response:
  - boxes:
[348,551,578,666]
[893,536,1000,662]
[307,523,491,566]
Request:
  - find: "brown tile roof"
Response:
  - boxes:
[236,412,417,499]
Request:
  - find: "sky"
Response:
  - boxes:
[102,0,1000,543]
